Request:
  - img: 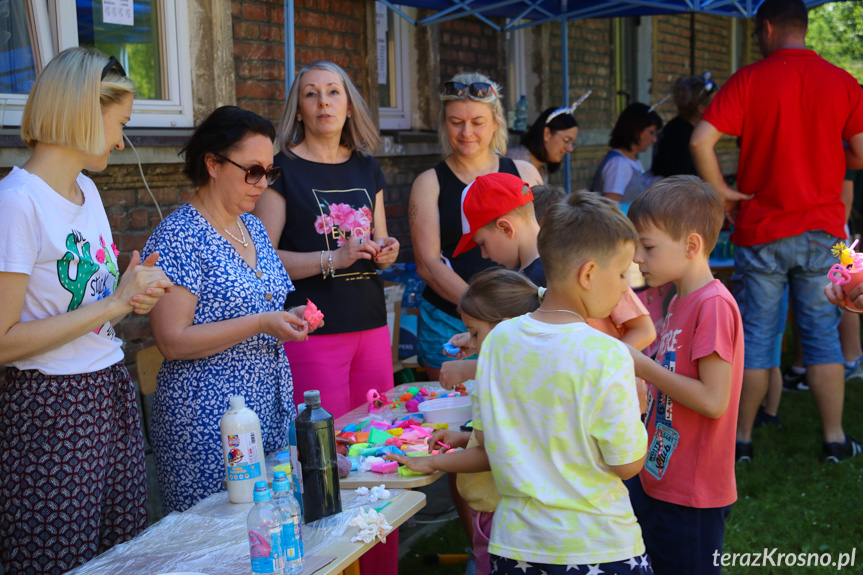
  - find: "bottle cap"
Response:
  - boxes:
[303,390,321,409]
[297,403,306,414]
[273,471,289,492]
[253,481,271,502]
[228,395,245,410]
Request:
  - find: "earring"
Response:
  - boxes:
[297,116,302,122]
[347,113,352,118]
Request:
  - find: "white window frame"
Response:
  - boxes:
[377,3,413,131]
[506,22,528,112]
[0,0,193,128]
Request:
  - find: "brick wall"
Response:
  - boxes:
[232,0,369,125]
[438,17,507,89]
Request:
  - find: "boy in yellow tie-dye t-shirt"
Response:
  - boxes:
[473,191,652,575]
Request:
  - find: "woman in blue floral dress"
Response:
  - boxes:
[143,106,315,513]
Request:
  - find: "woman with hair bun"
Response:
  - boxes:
[592,102,663,213]
[0,47,172,574]
[651,74,719,178]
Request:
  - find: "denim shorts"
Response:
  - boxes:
[732,230,843,369]
[418,298,474,369]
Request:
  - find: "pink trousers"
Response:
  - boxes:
[285,325,397,574]
[470,509,495,575]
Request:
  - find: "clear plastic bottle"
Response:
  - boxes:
[273,471,304,574]
[515,95,529,132]
[220,395,267,503]
[286,404,305,519]
[247,481,285,575]
[295,390,342,523]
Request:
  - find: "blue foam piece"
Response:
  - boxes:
[342,423,357,433]
[443,342,460,355]
[376,445,405,457]
[348,457,359,471]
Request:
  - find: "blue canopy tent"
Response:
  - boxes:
[282,0,838,188]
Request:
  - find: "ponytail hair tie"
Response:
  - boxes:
[538,286,547,302]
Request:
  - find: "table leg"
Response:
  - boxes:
[339,560,361,575]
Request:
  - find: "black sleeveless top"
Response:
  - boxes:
[422,156,520,318]
[271,150,387,334]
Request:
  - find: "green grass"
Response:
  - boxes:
[401,383,863,574]
[399,519,471,574]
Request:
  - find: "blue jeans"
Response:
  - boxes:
[732,230,843,369]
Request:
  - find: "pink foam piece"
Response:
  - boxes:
[405,398,420,413]
[370,421,390,430]
[410,425,432,438]
[370,461,399,474]
[384,437,405,447]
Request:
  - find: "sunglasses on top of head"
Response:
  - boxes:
[101,55,127,81]
[442,81,498,100]
[213,153,282,186]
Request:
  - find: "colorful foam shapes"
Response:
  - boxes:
[405,398,420,413]
[348,442,369,457]
[355,431,370,444]
[370,461,399,474]
[342,423,358,433]
[385,428,403,436]
[398,465,427,476]
[367,428,392,445]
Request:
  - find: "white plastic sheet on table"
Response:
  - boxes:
[66,489,407,575]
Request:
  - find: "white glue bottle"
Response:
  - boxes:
[221,395,267,503]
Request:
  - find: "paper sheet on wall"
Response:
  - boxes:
[376,2,388,85]
[103,0,134,26]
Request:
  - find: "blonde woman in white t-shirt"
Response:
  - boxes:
[0,47,172,575]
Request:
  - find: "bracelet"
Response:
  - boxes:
[327,250,334,278]
[320,250,326,279]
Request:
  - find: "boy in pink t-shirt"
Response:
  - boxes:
[626,176,744,575]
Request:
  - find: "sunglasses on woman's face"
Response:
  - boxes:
[214,153,282,186]
[442,81,497,100]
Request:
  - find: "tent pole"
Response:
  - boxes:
[561,1,571,194]
[285,0,295,97]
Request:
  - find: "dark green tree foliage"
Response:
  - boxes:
[808,1,863,82]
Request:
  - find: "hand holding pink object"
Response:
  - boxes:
[303,298,325,329]
[827,241,863,313]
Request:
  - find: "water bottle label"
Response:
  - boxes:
[282,518,303,560]
[249,528,285,573]
[224,431,263,481]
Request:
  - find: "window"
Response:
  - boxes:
[730,17,748,73]
[505,21,528,128]
[376,2,413,131]
[0,0,192,128]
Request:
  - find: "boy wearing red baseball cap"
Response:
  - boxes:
[452,172,545,285]
[443,173,655,382]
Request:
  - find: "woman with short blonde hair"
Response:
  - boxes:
[0,47,172,575]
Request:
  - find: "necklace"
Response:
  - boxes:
[534,308,586,322]
[222,218,249,247]
[197,196,248,247]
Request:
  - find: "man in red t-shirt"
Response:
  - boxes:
[691,0,863,463]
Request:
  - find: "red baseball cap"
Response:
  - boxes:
[452,172,534,257]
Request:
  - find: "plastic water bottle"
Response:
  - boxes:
[247,481,285,575]
[220,395,267,503]
[273,471,304,574]
[295,390,342,523]
[515,95,529,132]
[287,404,305,518]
